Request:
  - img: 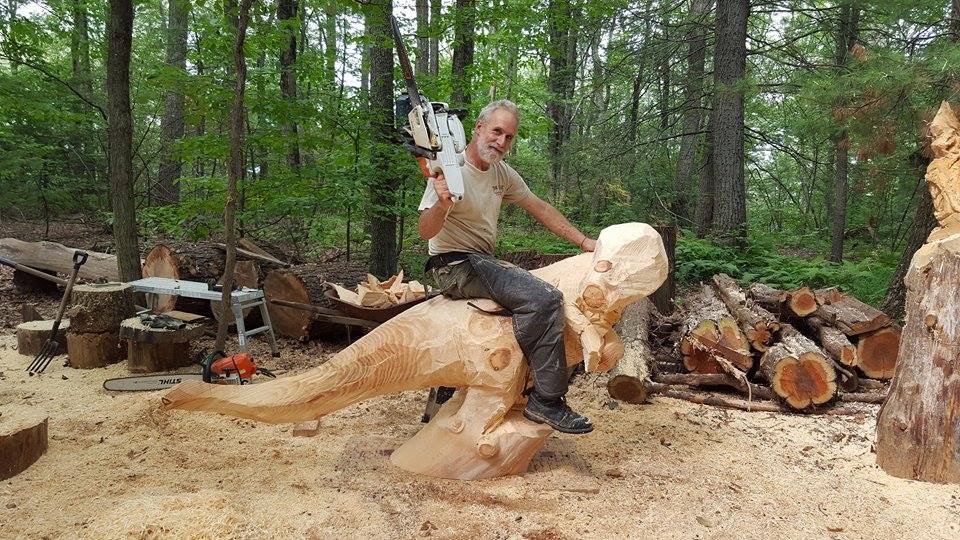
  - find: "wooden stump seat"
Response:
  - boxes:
[121,317,206,373]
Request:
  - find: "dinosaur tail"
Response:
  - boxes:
[161,326,458,424]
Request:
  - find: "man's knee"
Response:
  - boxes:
[531,286,563,314]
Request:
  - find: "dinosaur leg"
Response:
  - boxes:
[390,386,552,480]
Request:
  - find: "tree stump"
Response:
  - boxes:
[0,408,48,481]
[16,319,69,357]
[121,317,206,373]
[263,262,369,340]
[66,332,125,369]
[67,282,136,333]
[875,103,960,483]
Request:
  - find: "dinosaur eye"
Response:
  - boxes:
[594,260,612,273]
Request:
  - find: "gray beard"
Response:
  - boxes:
[477,145,505,164]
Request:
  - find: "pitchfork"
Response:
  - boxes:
[27,250,88,375]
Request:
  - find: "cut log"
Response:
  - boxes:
[66,332,125,369]
[121,316,205,373]
[781,287,817,317]
[804,316,858,367]
[67,282,136,333]
[262,262,370,340]
[814,287,890,336]
[209,260,260,324]
[0,409,48,481]
[710,273,780,352]
[758,331,837,409]
[653,372,777,401]
[0,255,68,287]
[0,238,120,281]
[16,319,70,357]
[856,326,900,380]
[876,101,960,483]
[642,381,860,415]
[607,298,654,403]
[679,285,752,374]
[141,242,228,313]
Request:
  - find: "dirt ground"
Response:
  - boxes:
[2,221,960,539]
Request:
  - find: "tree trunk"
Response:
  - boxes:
[881,160,936,320]
[695,114,715,236]
[710,0,749,245]
[416,0,430,77]
[278,0,302,171]
[106,0,140,282]
[215,0,254,352]
[671,0,711,222]
[0,238,120,281]
[546,0,577,200]
[70,0,92,97]
[757,328,837,409]
[429,0,440,76]
[368,0,400,279]
[262,262,370,340]
[606,299,654,403]
[157,0,188,205]
[450,0,475,109]
[828,4,860,263]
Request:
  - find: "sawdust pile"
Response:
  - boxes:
[2,331,959,539]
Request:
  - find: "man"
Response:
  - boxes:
[418,99,597,434]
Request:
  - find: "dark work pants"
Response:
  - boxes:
[430,253,568,399]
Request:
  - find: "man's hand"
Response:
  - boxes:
[432,173,457,208]
[581,238,597,252]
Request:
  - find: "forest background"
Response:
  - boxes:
[1,0,958,321]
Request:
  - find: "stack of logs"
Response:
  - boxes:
[664,274,897,411]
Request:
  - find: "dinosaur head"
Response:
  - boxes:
[575,223,669,328]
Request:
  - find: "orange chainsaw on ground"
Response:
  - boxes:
[102,351,276,391]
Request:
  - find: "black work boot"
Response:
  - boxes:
[523,392,593,434]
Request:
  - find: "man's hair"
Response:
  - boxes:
[476,99,520,126]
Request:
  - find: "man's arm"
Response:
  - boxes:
[515,194,597,251]
[418,174,456,240]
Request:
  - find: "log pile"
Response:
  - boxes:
[639,273,898,413]
[328,271,428,308]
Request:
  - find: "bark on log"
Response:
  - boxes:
[16,319,69,356]
[679,285,752,373]
[805,315,858,367]
[746,282,817,318]
[66,332,125,369]
[814,287,890,336]
[653,372,777,400]
[0,238,120,281]
[67,282,136,333]
[607,298,654,403]
[643,381,861,415]
[875,101,960,483]
[758,331,837,409]
[0,409,48,481]
[710,273,780,351]
[263,262,370,340]
[855,326,900,380]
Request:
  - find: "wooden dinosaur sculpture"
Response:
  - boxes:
[162,222,668,479]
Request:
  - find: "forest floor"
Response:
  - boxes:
[2,220,959,539]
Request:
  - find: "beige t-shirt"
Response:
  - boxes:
[418,159,532,255]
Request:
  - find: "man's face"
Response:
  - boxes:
[474,109,518,165]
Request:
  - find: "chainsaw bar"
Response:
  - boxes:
[103,373,203,391]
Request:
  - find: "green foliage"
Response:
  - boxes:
[675,232,895,306]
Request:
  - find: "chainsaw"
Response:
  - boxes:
[103,351,276,391]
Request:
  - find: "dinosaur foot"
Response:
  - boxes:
[391,391,553,480]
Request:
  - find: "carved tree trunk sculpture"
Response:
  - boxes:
[163,223,668,480]
[876,102,960,483]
